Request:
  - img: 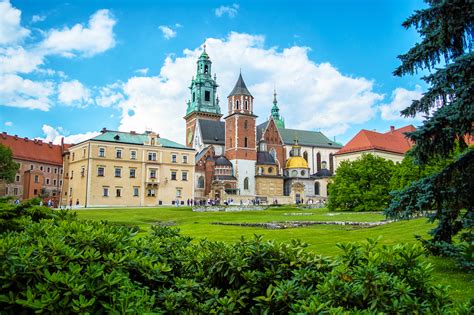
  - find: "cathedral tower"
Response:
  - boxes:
[224,73,257,195]
[271,89,285,129]
[184,45,222,147]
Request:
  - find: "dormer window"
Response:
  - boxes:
[114,134,120,140]
[151,138,155,145]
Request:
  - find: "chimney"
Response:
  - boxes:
[38,140,43,145]
[130,131,136,134]
[48,142,53,148]
[24,137,28,142]
[390,126,395,134]
[1,132,6,139]
[101,127,107,133]
[14,134,18,140]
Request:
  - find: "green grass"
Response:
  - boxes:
[75,206,473,303]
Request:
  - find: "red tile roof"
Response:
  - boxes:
[335,125,416,156]
[0,132,66,166]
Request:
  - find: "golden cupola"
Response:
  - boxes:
[285,139,309,169]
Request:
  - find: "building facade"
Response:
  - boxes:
[185,48,342,202]
[0,132,66,204]
[61,129,195,207]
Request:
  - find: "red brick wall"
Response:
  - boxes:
[263,119,286,173]
[225,114,256,161]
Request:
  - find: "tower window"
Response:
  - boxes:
[204,65,209,74]
[245,100,248,110]
[244,137,248,147]
[244,177,249,190]
[314,182,320,195]
[205,91,210,102]
[236,100,239,109]
[192,92,195,102]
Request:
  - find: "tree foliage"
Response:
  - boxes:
[0,202,469,313]
[0,144,19,183]
[385,0,473,250]
[328,154,396,211]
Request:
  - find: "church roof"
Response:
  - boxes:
[228,73,253,97]
[198,120,226,145]
[215,155,233,166]
[335,125,415,156]
[257,151,277,165]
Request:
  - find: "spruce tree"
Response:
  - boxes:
[385,0,473,247]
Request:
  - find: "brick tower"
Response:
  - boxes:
[224,73,257,195]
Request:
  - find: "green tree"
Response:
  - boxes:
[328,154,396,212]
[0,144,19,183]
[385,0,473,246]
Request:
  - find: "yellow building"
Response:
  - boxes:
[61,129,195,207]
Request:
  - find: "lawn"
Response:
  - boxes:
[75,206,473,303]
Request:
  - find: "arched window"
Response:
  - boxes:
[236,100,239,109]
[244,177,249,190]
[303,151,308,162]
[244,137,248,147]
[268,167,273,174]
[314,182,320,195]
[204,65,209,74]
[197,176,204,189]
[317,152,321,171]
[245,100,248,110]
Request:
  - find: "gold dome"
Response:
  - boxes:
[285,156,309,169]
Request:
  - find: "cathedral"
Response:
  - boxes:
[184,47,342,203]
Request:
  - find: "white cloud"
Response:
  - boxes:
[4,121,13,126]
[215,4,239,18]
[41,124,100,145]
[0,74,54,111]
[115,32,384,142]
[40,9,116,57]
[58,80,91,106]
[31,14,46,23]
[0,46,44,73]
[96,82,123,107]
[379,85,423,121]
[135,67,149,75]
[0,0,30,45]
[158,25,176,39]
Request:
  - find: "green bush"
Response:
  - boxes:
[0,203,470,313]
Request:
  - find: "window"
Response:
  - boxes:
[116,188,122,197]
[34,189,38,195]
[291,170,298,177]
[149,169,156,179]
[303,151,308,162]
[40,166,43,171]
[116,149,122,159]
[5,187,8,195]
[46,178,50,185]
[133,187,139,197]
[54,168,57,174]
[192,92,195,102]
[244,177,249,190]
[60,180,62,186]
[147,189,156,197]
[182,172,188,181]
[314,182,320,195]
[81,167,85,177]
[268,167,273,174]
[47,167,50,173]
[301,170,306,176]
[204,64,209,74]
[148,152,157,161]
[245,100,248,110]
[16,175,20,182]
[151,138,155,145]
[30,164,34,170]
[103,187,109,197]
[244,137,248,148]
[72,153,75,161]
[115,168,121,178]
[34,175,39,183]
[83,148,86,158]
[316,152,321,171]
[244,120,248,129]
[130,168,136,178]
[176,189,182,197]
[61,169,63,174]
[171,171,177,180]
[53,179,57,186]
[99,148,105,157]
[329,153,334,173]
[171,154,177,163]
[97,167,105,177]
[197,176,204,188]
[205,90,210,102]
[130,150,137,160]
[182,155,188,164]
[236,100,239,109]
[14,188,18,195]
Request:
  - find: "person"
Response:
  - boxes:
[14,199,20,205]
[48,199,52,207]
[39,200,43,206]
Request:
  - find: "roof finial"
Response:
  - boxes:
[203,42,206,52]
[273,88,277,104]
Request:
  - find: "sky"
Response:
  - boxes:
[0,0,428,145]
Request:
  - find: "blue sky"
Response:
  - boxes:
[0,0,427,145]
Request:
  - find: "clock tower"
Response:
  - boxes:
[184,45,222,147]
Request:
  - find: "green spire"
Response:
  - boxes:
[185,43,221,116]
[271,89,285,128]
